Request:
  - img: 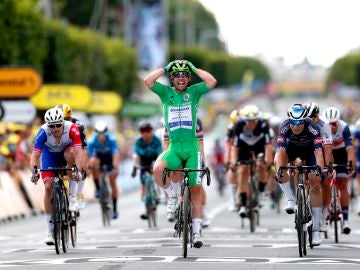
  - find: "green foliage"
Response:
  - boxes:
[327,54,360,89]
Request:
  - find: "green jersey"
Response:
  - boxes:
[150,81,210,186]
[151,82,210,143]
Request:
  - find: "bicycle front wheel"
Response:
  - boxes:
[296,187,305,257]
[332,184,339,243]
[70,211,77,247]
[52,191,61,254]
[182,187,191,258]
[100,179,111,227]
[61,189,69,253]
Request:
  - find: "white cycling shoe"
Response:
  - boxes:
[312,231,321,246]
[44,231,54,246]
[284,200,295,214]
[69,196,78,212]
[192,233,203,248]
[166,197,177,222]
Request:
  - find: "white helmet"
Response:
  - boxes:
[94,120,108,133]
[44,108,64,124]
[304,102,320,118]
[242,104,260,120]
[355,118,360,132]
[322,106,340,123]
[287,103,308,121]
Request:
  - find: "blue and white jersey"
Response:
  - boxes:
[87,132,119,157]
[332,120,352,150]
[317,116,333,145]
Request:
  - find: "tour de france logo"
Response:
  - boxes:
[183,93,190,102]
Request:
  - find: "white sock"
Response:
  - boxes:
[77,179,85,196]
[312,207,321,231]
[46,214,53,231]
[229,184,237,205]
[69,180,77,197]
[192,218,202,234]
[279,181,294,201]
[322,206,328,220]
[171,181,181,197]
[165,184,177,198]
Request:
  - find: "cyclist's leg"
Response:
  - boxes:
[89,156,101,197]
[236,141,251,216]
[254,141,269,206]
[64,147,79,211]
[337,176,350,231]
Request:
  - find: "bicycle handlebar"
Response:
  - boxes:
[275,164,322,183]
[162,167,211,186]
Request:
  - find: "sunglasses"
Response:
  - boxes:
[140,128,152,133]
[48,124,63,129]
[173,72,190,78]
[329,122,337,127]
[289,119,305,126]
[245,119,257,124]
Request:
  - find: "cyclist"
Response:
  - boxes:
[304,102,334,232]
[353,118,360,215]
[88,121,120,219]
[225,110,240,211]
[231,104,273,217]
[29,108,84,245]
[322,106,356,234]
[144,59,217,248]
[56,103,88,209]
[131,122,162,220]
[274,103,324,246]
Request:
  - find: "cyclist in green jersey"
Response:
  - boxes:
[144,59,217,248]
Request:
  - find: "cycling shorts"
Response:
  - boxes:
[236,137,266,161]
[41,147,69,181]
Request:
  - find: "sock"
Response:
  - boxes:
[342,205,349,221]
[322,206,328,221]
[94,178,100,190]
[69,180,77,197]
[46,214,53,232]
[192,218,202,234]
[113,197,117,212]
[279,181,294,201]
[240,192,247,207]
[171,181,181,197]
[312,207,321,231]
[77,179,85,196]
[229,184,237,205]
[202,204,208,219]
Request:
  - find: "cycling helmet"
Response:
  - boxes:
[169,60,191,76]
[287,103,308,121]
[322,106,340,123]
[304,102,320,118]
[44,108,64,124]
[139,122,153,131]
[229,110,239,125]
[94,120,108,134]
[242,104,260,120]
[355,118,360,132]
[56,104,72,119]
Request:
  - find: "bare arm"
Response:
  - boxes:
[194,69,217,89]
[73,147,84,172]
[144,68,164,89]
[314,148,325,171]
[29,150,41,169]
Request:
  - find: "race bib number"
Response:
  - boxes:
[168,105,192,131]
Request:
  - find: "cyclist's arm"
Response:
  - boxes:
[29,150,41,171]
[144,68,164,88]
[193,69,217,89]
[343,126,356,169]
[30,128,46,169]
[69,124,84,171]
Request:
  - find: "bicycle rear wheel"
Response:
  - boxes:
[52,191,61,254]
[100,179,111,227]
[296,187,305,257]
[332,184,339,243]
[182,187,190,258]
[70,211,77,247]
[61,189,69,253]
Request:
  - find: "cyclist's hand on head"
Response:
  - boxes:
[185,60,198,73]
[164,61,175,74]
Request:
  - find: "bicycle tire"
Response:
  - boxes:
[61,189,69,253]
[149,183,157,228]
[296,187,305,257]
[182,186,190,258]
[332,184,339,243]
[52,190,61,254]
[70,211,77,247]
[100,178,111,227]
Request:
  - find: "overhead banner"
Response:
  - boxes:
[0,67,42,97]
[31,84,92,110]
[0,100,36,123]
[87,91,123,114]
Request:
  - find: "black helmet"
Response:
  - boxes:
[304,102,320,118]
[139,122,153,132]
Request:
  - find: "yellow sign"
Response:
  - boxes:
[86,91,122,114]
[31,84,92,109]
[0,67,42,97]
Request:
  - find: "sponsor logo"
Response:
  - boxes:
[277,136,285,143]
[183,93,190,102]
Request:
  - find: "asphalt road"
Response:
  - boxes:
[1,173,360,270]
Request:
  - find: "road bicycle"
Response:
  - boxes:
[99,165,112,227]
[34,165,78,254]
[277,164,321,257]
[162,167,211,258]
[135,165,158,228]
[327,162,352,243]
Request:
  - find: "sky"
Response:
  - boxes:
[198,0,360,67]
